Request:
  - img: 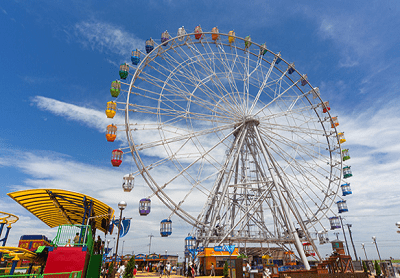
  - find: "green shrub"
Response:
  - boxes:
[124,256,136,278]
[374,261,381,276]
[223,261,229,277]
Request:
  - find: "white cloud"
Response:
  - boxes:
[73,20,145,56]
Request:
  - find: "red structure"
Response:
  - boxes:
[44,247,88,274]
[111,149,123,167]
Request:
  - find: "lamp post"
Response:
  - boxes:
[113,201,127,276]
[396,222,400,233]
[361,243,368,261]
[346,224,358,261]
[372,236,382,261]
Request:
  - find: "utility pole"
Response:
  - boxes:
[148,234,154,254]
[346,224,358,261]
[339,216,351,257]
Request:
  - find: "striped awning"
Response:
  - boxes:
[8,189,114,233]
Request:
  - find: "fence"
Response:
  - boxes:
[51,225,93,254]
[0,271,82,278]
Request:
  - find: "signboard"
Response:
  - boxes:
[214,245,235,253]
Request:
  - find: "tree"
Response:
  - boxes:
[374,260,381,276]
[362,261,368,273]
[123,256,136,278]
[223,261,229,278]
[108,262,114,278]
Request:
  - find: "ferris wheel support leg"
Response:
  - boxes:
[253,125,310,270]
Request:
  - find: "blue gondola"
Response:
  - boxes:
[131,49,140,65]
[185,236,196,252]
[145,38,155,54]
[275,53,282,64]
[139,198,151,216]
[288,63,295,74]
[337,200,348,213]
[341,183,352,196]
[160,219,172,237]
[329,216,341,230]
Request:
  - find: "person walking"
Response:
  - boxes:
[210,263,215,277]
[133,267,137,278]
[166,262,171,278]
[159,263,165,278]
[117,263,126,278]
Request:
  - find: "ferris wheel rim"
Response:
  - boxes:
[123,30,343,235]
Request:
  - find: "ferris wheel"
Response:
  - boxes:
[106,26,352,268]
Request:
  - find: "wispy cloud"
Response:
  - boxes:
[73,20,145,56]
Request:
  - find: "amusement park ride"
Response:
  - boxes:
[104,25,354,270]
[0,25,355,278]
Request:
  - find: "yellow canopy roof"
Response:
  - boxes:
[8,189,114,233]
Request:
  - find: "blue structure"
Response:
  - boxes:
[145,39,154,53]
[160,219,172,237]
[337,200,348,213]
[288,63,295,74]
[329,216,341,230]
[131,49,141,65]
[341,183,352,196]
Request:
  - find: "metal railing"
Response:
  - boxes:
[51,225,93,254]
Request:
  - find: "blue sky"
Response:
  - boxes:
[1,0,400,261]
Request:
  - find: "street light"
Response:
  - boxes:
[372,236,382,261]
[396,222,400,233]
[113,201,127,276]
[361,243,368,260]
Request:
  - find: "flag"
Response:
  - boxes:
[113,219,131,237]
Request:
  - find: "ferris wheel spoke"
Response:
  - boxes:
[134,122,236,151]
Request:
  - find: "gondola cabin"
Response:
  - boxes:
[341,183,352,196]
[318,231,329,244]
[283,251,296,266]
[288,63,295,74]
[131,49,141,65]
[343,166,352,178]
[106,101,117,118]
[106,124,117,142]
[119,63,129,79]
[211,27,219,41]
[194,25,203,40]
[312,87,320,99]
[329,216,341,230]
[338,132,346,144]
[322,101,330,113]
[275,53,282,64]
[228,30,235,43]
[260,43,267,56]
[177,27,186,41]
[302,242,315,257]
[145,38,155,53]
[185,236,196,253]
[122,174,134,192]
[160,219,172,237]
[110,80,121,98]
[301,74,308,86]
[139,198,151,215]
[244,35,251,49]
[161,31,170,46]
[342,149,350,161]
[331,116,339,128]
[337,200,348,213]
[111,149,123,167]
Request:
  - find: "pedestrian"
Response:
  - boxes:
[166,262,171,278]
[117,262,126,278]
[159,263,165,278]
[94,235,102,254]
[133,267,137,278]
[210,263,215,277]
